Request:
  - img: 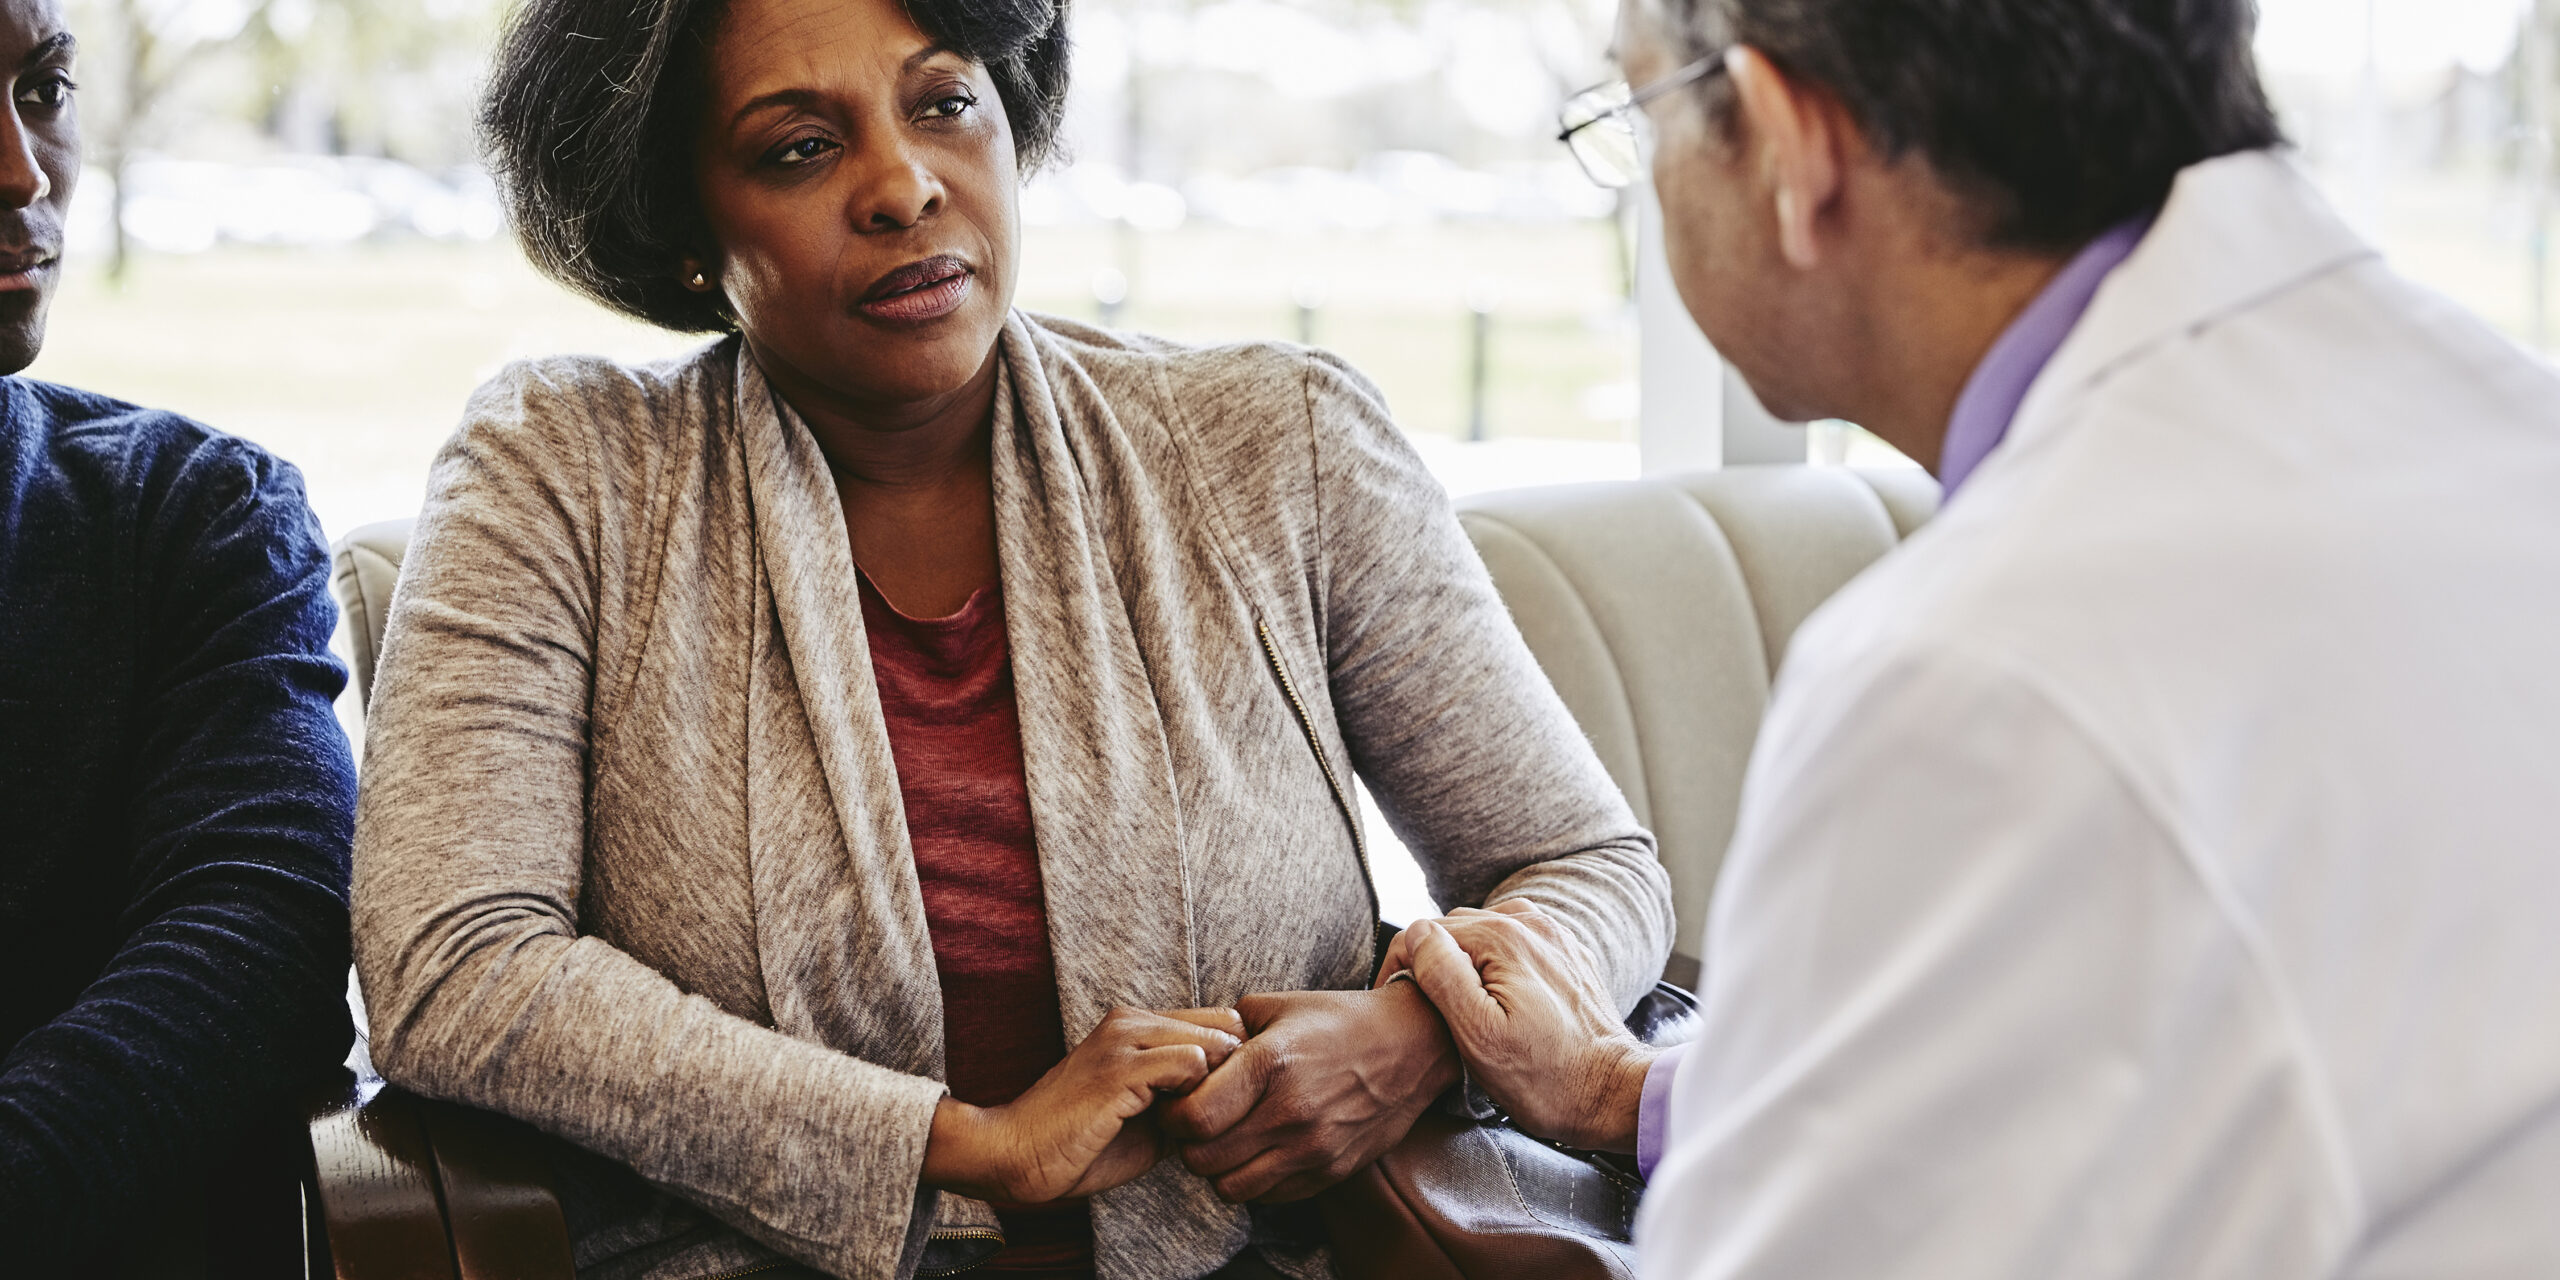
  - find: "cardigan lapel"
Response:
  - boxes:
[733,355,945,1074]
[989,315,1200,1029]
[735,328,1241,1275]
[992,317,1246,1275]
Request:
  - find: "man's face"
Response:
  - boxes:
[0,0,73,377]
[1618,0,1846,424]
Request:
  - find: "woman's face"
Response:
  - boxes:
[690,0,1018,416]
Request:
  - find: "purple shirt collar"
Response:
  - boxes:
[1937,214,2154,498]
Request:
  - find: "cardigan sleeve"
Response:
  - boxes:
[1305,353,1674,1010]
[0,431,355,1262]
[351,365,945,1280]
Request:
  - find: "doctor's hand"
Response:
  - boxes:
[1159,983,1461,1202]
[922,1006,1244,1205]
[1392,901,1657,1153]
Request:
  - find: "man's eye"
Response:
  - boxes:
[772,136,834,165]
[16,76,74,110]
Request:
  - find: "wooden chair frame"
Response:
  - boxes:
[304,1071,576,1280]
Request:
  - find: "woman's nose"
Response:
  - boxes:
[0,111,52,211]
[848,139,942,232]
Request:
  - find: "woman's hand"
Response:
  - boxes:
[1392,900,1656,1153]
[1159,982,1462,1203]
[921,1006,1244,1204]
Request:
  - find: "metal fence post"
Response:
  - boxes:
[1093,267,1128,328]
[1466,301,1492,443]
[2529,0,2555,350]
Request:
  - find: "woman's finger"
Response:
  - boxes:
[1054,1116,1173,1201]
[1127,1042,1217,1096]
[1256,1167,1344,1205]
[1155,1005,1248,1043]
[1209,1145,1305,1204]
[1097,1008,1244,1064]
[1158,1038,1272,1145]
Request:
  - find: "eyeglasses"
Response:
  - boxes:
[1556,55,1724,189]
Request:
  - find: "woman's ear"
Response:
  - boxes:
[1725,45,1842,271]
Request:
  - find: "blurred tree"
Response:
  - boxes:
[2499,0,2557,345]
[245,0,497,166]
[74,0,275,283]
[1081,0,1626,306]
[67,0,496,283]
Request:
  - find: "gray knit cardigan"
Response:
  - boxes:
[350,312,1673,1280]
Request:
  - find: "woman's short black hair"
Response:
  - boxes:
[480,0,1071,333]
[1660,0,2284,252]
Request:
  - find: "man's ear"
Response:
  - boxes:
[1725,45,1842,270]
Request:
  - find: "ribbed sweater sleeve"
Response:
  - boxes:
[0,422,356,1263]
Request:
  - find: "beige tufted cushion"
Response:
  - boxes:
[330,519,413,710]
[1458,467,1936,978]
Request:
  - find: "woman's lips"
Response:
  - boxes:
[858,256,973,324]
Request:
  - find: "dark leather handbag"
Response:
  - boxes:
[1319,982,1700,1280]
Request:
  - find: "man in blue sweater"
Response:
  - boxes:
[0,0,359,1270]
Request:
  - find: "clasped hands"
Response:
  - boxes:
[1375,899,1658,1154]
[920,979,1463,1207]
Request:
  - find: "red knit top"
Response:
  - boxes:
[859,571,1093,1277]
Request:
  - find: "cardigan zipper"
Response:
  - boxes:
[916,1226,1008,1277]
[707,1226,1003,1280]
[1255,620,1375,897]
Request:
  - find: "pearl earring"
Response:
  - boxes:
[687,269,710,291]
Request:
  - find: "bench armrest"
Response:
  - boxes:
[305,1077,575,1280]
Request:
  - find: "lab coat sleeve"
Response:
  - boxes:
[1635,641,2358,1280]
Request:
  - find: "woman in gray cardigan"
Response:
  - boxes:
[350,0,1673,1273]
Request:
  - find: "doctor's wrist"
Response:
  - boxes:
[1557,1038,1658,1155]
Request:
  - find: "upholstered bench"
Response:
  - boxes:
[1456,467,1936,982]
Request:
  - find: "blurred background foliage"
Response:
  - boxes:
[24,0,2560,545]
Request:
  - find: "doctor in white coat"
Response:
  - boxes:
[1386,0,2560,1274]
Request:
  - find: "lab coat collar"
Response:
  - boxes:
[2007,149,2380,450]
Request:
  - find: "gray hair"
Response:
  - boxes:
[1654,0,2284,249]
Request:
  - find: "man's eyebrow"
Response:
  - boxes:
[22,32,74,69]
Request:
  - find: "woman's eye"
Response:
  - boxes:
[16,76,73,111]
[924,93,976,120]
[772,136,835,166]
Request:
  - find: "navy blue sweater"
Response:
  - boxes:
[0,378,355,1263]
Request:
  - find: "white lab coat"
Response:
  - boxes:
[1637,150,2560,1279]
